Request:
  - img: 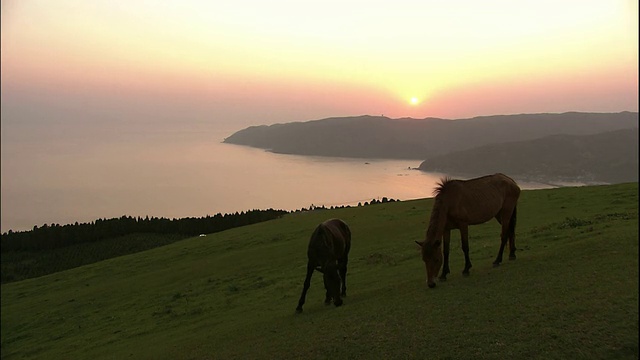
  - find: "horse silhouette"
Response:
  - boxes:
[296,218,351,313]
[416,173,520,288]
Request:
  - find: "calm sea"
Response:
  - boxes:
[0,125,553,233]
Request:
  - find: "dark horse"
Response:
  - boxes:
[296,218,351,313]
[416,173,520,288]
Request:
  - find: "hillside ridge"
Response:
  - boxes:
[223,111,638,160]
[418,128,639,184]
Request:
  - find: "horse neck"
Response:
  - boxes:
[425,199,447,244]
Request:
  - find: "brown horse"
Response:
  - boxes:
[415,173,520,288]
[296,218,351,313]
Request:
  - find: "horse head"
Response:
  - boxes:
[322,260,343,306]
[416,239,442,288]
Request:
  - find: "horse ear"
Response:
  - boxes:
[415,240,424,248]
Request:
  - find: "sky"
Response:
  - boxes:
[0,1,638,232]
[1,0,638,129]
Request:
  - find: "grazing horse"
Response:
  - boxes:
[296,218,351,313]
[415,173,520,288]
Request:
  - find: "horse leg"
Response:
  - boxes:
[439,230,451,281]
[508,236,517,260]
[460,225,472,276]
[339,259,348,297]
[493,235,507,266]
[323,276,332,305]
[493,207,514,266]
[296,262,315,313]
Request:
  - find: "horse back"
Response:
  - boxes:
[322,219,351,259]
[440,174,520,225]
[309,219,351,262]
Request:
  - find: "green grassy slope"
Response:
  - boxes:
[2,183,638,359]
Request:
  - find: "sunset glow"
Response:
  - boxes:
[2,0,637,122]
[1,0,638,232]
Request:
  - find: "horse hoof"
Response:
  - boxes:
[462,272,470,277]
[428,282,436,288]
[509,256,516,261]
[334,300,343,307]
[295,308,303,314]
[493,262,501,267]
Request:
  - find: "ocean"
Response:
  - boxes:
[0,123,552,233]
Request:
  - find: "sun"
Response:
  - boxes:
[410,97,419,105]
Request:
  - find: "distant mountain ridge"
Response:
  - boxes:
[418,128,639,184]
[223,112,638,160]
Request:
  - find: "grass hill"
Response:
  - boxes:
[1,183,638,359]
[418,129,639,184]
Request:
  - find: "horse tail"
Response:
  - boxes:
[314,224,334,253]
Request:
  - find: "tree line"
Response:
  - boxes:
[1,209,288,253]
[1,197,400,254]
[1,199,399,283]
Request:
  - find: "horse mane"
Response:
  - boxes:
[425,177,455,244]
[423,196,451,248]
[433,176,454,197]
